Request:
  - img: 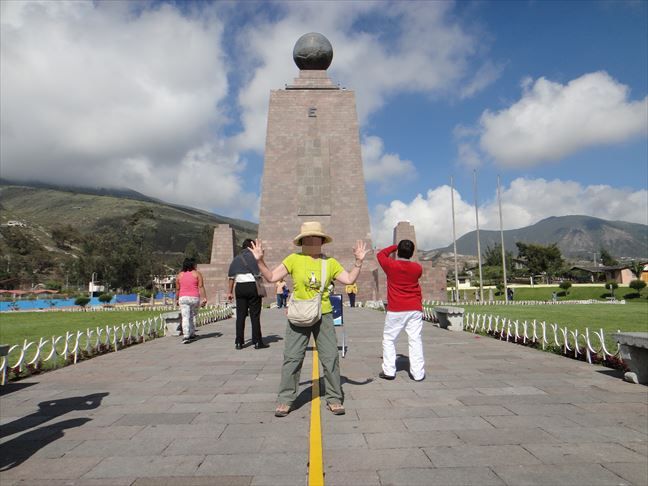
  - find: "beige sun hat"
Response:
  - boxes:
[293,221,333,246]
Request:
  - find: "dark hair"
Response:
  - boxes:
[241,239,254,249]
[397,239,415,259]
[181,258,196,272]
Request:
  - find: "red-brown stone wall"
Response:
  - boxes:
[258,70,377,302]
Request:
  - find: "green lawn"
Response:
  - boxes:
[459,302,648,334]
[431,301,648,353]
[0,310,165,348]
[446,285,648,302]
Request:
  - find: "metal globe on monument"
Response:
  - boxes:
[292,32,333,70]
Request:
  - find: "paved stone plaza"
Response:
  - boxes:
[1,308,646,485]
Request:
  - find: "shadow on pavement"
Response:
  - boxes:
[342,376,373,386]
[0,392,108,441]
[262,334,283,344]
[0,382,37,397]
[195,331,223,339]
[596,368,625,380]
[395,354,410,372]
[290,385,313,412]
[0,417,91,470]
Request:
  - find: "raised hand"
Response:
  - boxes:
[352,240,370,262]
[250,239,265,261]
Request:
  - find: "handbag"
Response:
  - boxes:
[241,253,267,297]
[254,275,267,297]
[287,258,327,327]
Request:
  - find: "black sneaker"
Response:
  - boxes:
[379,371,395,380]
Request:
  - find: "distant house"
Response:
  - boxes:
[2,220,27,227]
[153,275,176,292]
[639,263,648,283]
[569,264,644,285]
[447,276,472,289]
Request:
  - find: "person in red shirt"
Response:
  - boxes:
[376,240,425,381]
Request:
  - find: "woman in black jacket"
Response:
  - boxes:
[227,239,269,350]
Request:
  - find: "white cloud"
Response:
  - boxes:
[371,177,648,249]
[1,1,499,217]
[361,135,416,187]
[456,143,482,168]
[478,71,648,167]
[234,2,497,153]
[460,61,506,100]
[0,1,253,214]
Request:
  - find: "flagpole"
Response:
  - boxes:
[497,175,509,302]
[473,170,484,302]
[450,177,460,302]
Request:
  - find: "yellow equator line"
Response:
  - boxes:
[308,340,325,486]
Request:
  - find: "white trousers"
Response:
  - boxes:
[179,296,199,337]
[382,310,425,380]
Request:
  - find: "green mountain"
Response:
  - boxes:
[0,183,257,289]
[431,215,647,260]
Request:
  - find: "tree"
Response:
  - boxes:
[45,280,62,291]
[74,296,90,308]
[482,244,514,272]
[559,281,572,295]
[629,279,646,296]
[184,241,203,262]
[98,293,113,304]
[599,248,618,266]
[630,261,645,279]
[51,225,81,249]
[515,242,564,280]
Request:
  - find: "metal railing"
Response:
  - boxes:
[0,305,233,385]
[422,304,621,366]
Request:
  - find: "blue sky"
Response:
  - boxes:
[1,0,646,249]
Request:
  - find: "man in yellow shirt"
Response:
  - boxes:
[345,283,358,307]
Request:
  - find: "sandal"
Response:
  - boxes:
[274,404,291,417]
[326,403,345,415]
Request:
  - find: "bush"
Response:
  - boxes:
[495,282,505,296]
[133,287,152,298]
[45,280,63,291]
[74,296,90,307]
[98,293,113,304]
[629,279,646,295]
[559,281,572,294]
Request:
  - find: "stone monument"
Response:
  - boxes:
[200,34,447,304]
[197,224,235,304]
[257,32,382,302]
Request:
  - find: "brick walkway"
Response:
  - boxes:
[1,307,646,485]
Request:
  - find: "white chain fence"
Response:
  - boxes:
[421,305,622,368]
[4,304,183,313]
[462,312,620,364]
[0,304,233,385]
[425,299,626,306]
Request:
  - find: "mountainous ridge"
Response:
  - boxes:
[2,183,645,288]
[0,182,264,289]
[425,215,647,260]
